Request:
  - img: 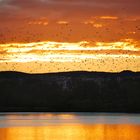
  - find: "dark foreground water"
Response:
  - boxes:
[0,113,140,140]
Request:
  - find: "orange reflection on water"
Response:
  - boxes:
[0,124,140,140]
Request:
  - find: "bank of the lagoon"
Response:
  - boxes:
[0,71,140,112]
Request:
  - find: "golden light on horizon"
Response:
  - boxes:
[0,39,140,73]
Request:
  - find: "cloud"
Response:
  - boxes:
[99,16,119,20]
[0,0,139,43]
[0,0,140,21]
[57,21,69,25]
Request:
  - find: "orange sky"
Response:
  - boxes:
[0,0,140,43]
[0,0,140,73]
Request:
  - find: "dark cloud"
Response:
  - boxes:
[0,0,140,21]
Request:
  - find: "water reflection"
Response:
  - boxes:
[0,124,140,140]
[0,113,140,140]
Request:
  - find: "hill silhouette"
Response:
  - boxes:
[0,71,140,112]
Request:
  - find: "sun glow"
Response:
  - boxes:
[1,39,139,52]
[0,39,139,62]
[0,39,140,73]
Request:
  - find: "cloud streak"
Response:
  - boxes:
[0,0,140,21]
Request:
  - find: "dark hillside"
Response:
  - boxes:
[0,71,140,112]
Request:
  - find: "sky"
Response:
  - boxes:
[0,0,140,73]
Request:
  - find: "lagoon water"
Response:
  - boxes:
[0,113,140,140]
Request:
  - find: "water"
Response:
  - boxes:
[0,113,140,140]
